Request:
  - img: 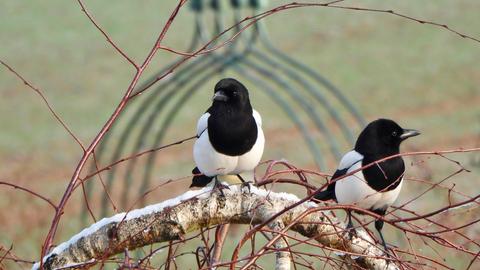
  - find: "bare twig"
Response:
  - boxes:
[0,60,85,150]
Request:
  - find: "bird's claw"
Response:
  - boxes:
[380,242,393,259]
[214,181,230,197]
[241,181,252,193]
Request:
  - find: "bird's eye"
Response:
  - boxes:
[392,131,398,137]
[232,91,238,96]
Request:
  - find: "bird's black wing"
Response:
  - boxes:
[313,168,348,202]
[190,167,213,188]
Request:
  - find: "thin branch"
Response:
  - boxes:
[153,1,480,60]
[0,181,57,210]
[77,0,139,69]
[79,135,197,183]
[210,224,230,266]
[0,60,85,151]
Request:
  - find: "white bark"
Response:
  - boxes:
[33,185,399,270]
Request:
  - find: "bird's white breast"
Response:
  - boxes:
[335,151,403,211]
[193,110,264,177]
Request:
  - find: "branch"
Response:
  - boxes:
[76,0,139,68]
[210,224,230,266]
[0,60,85,150]
[33,186,398,270]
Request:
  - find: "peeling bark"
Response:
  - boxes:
[33,185,398,270]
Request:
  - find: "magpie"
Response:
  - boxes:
[190,78,264,190]
[314,119,420,253]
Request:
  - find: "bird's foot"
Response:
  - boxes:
[380,241,393,259]
[377,233,395,262]
[213,180,230,197]
[240,181,252,193]
[236,174,252,193]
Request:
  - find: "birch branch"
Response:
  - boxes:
[33,185,399,270]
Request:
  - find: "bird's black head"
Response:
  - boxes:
[354,119,420,156]
[212,78,251,111]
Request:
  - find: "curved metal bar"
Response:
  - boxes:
[251,50,355,147]
[226,27,337,164]
[231,68,325,168]
[251,23,355,144]
[210,1,329,167]
[96,62,202,217]
[256,20,366,128]
[238,57,330,167]
[236,11,344,158]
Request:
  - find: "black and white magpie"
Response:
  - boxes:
[190,78,264,189]
[314,119,420,252]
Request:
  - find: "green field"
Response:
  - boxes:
[1,1,479,269]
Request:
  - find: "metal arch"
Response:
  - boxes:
[82,0,365,221]
[252,26,357,144]
[133,0,365,200]
[233,8,355,148]
[135,10,329,205]
[109,1,330,211]
[221,6,340,162]
[256,21,366,127]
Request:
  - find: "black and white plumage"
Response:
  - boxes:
[314,119,420,252]
[190,78,264,188]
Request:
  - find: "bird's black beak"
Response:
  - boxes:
[212,90,228,102]
[400,129,420,140]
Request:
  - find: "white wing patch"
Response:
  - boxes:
[196,112,210,137]
[338,150,363,170]
[252,109,262,127]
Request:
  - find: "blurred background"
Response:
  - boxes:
[1,0,479,269]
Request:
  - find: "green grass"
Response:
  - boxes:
[0,0,479,269]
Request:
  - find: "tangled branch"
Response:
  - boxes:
[1,1,479,269]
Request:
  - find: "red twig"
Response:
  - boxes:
[78,135,197,184]
[154,1,480,60]
[0,60,85,151]
[76,0,139,69]
[0,181,57,210]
